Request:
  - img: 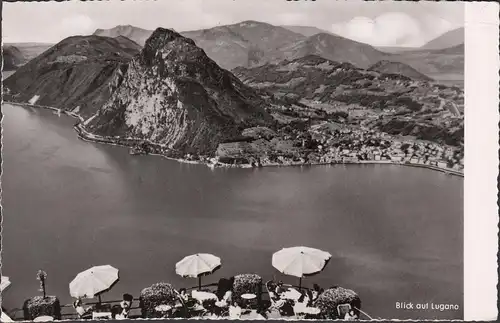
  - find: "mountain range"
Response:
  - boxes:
[88,22,464,84]
[4,22,464,159]
[5,22,464,86]
[5,29,278,155]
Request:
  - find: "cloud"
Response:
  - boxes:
[331,12,424,47]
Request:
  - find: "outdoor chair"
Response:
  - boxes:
[279,300,295,317]
[111,305,122,319]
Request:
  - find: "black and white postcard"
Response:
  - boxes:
[1,0,498,321]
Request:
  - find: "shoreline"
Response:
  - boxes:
[4,101,463,178]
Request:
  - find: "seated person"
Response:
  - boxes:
[275,281,288,295]
[312,284,324,301]
[305,289,314,306]
[215,291,231,308]
[344,309,358,320]
[120,294,133,317]
[73,298,92,318]
[178,288,189,302]
[223,290,232,302]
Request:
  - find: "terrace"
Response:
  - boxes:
[2,248,371,321]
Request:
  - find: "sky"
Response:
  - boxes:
[2,0,464,47]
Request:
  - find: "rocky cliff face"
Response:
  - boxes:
[85,28,274,155]
[3,36,138,118]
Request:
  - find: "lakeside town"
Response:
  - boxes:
[3,100,464,176]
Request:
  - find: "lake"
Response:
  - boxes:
[1,103,463,319]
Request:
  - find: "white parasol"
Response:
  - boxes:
[175,253,221,289]
[272,246,331,289]
[69,265,119,303]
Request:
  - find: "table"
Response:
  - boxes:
[241,293,256,300]
[33,316,54,322]
[191,290,217,302]
[92,312,112,320]
[155,304,172,312]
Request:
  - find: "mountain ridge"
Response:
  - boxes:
[3,35,139,118]
[84,27,275,154]
[420,27,464,50]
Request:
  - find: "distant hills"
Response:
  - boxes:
[89,22,462,84]
[91,22,387,69]
[181,20,306,70]
[281,25,332,37]
[6,22,464,87]
[420,27,464,50]
[267,32,387,69]
[4,35,139,118]
[3,45,25,70]
[3,43,53,68]
[368,60,433,81]
[93,25,153,46]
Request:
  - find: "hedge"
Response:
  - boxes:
[22,296,61,320]
[139,282,178,318]
[232,274,262,308]
[314,286,361,319]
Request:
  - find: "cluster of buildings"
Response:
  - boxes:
[311,125,464,173]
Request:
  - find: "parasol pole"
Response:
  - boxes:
[98,294,102,305]
[198,276,202,290]
[299,277,302,291]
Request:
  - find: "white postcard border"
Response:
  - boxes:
[464,2,499,321]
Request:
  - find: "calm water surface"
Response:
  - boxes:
[1,104,463,319]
